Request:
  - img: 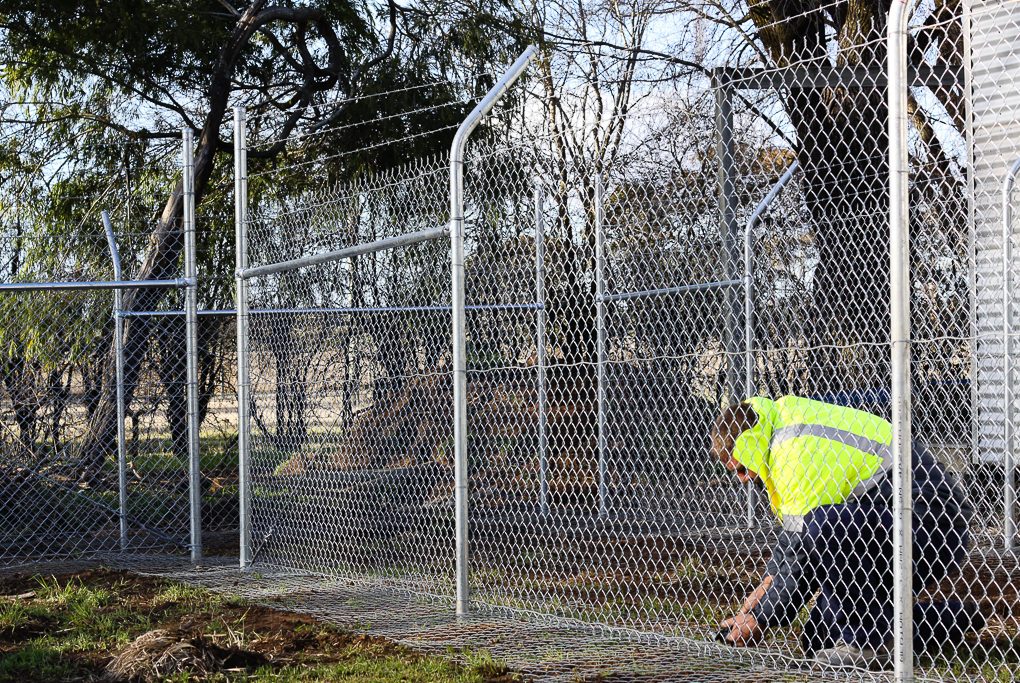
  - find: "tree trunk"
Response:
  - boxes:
[77,1,273,477]
[750,0,893,396]
[272,322,310,451]
[157,316,190,460]
[3,354,38,461]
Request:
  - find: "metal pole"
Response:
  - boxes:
[888,3,915,680]
[1002,157,1020,552]
[744,196,755,529]
[715,71,743,399]
[121,303,543,318]
[183,129,202,563]
[715,71,750,528]
[234,107,252,569]
[102,211,129,550]
[450,45,537,615]
[0,279,190,291]
[594,174,609,518]
[239,225,449,280]
[743,160,800,527]
[962,0,980,494]
[535,181,549,516]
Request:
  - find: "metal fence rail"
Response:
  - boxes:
[238,225,451,281]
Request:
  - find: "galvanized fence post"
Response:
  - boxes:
[594,173,609,518]
[534,180,549,516]
[714,71,742,399]
[888,2,915,680]
[183,128,202,563]
[1002,157,1020,552]
[742,157,755,529]
[715,70,752,527]
[234,108,252,569]
[963,0,980,506]
[450,45,537,615]
[102,211,129,550]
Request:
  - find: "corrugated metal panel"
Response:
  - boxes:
[969,0,1020,463]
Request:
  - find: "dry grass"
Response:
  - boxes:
[104,628,225,682]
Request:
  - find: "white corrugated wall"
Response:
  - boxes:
[969,0,1020,463]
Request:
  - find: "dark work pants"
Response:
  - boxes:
[799,498,972,655]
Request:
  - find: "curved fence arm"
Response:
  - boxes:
[102,211,123,282]
[450,44,537,617]
[745,161,801,235]
[1,219,189,291]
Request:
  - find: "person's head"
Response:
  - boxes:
[711,402,760,484]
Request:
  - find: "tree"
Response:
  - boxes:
[1,0,519,475]
[713,0,967,396]
[528,0,968,398]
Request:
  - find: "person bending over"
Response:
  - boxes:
[712,395,982,669]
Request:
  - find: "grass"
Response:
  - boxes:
[21,431,237,472]
[0,602,32,633]
[0,569,518,683]
[923,636,1020,683]
[125,433,238,477]
[3,565,1014,682]
[0,643,74,681]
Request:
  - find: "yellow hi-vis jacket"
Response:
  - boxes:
[731,395,892,532]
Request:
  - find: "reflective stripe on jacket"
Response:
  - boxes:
[731,395,892,528]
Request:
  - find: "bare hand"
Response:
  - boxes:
[719,576,772,646]
[720,612,761,646]
[740,575,773,614]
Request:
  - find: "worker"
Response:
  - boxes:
[711,395,982,669]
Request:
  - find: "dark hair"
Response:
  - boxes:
[710,401,758,461]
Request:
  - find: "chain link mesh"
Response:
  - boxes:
[1,159,240,565]
[3,1,1019,680]
[233,2,1019,679]
[0,206,193,562]
[243,152,455,594]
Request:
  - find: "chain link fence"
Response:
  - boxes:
[228,2,1018,681]
[239,141,455,591]
[119,307,240,552]
[3,1,1019,681]
[1,138,240,567]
